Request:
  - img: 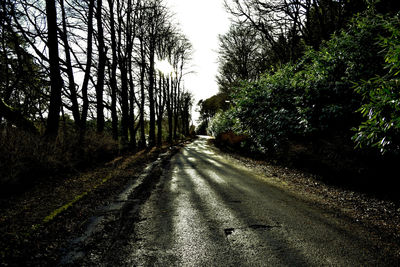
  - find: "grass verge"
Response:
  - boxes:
[0,141,187,266]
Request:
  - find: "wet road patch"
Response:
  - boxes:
[249,224,273,230]
[224,228,235,236]
[224,223,280,237]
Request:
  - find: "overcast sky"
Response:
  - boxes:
[165,0,231,123]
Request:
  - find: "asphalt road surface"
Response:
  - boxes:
[106,136,394,266]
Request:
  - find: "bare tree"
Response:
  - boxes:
[224,0,363,63]
[80,0,95,134]
[106,0,119,140]
[171,35,192,140]
[59,0,80,127]
[44,0,63,137]
[144,0,168,147]
[2,0,194,146]
[95,0,106,133]
[217,23,264,94]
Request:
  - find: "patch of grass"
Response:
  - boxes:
[42,192,88,224]
[40,174,113,227]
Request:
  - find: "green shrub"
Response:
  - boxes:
[231,65,303,154]
[295,13,386,136]
[222,11,392,155]
[353,15,400,153]
[208,108,240,137]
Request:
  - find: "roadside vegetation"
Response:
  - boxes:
[198,0,400,198]
[1,0,195,263]
[0,142,185,265]
[0,0,195,192]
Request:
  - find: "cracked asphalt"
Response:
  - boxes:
[112,136,395,266]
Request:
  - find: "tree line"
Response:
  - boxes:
[199,0,400,175]
[0,0,194,149]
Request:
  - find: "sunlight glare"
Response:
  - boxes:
[156,59,174,74]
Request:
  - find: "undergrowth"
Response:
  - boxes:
[0,126,118,192]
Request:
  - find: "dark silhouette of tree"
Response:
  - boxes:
[138,31,147,148]
[223,0,377,65]
[107,0,119,140]
[143,1,168,147]
[126,0,139,149]
[59,0,80,128]
[44,0,63,137]
[80,0,95,135]
[1,0,194,146]
[181,90,193,136]
[217,23,265,95]
[156,71,165,146]
[95,0,106,133]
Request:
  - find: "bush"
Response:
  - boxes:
[223,11,391,156]
[295,12,386,136]
[0,126,118,190]
[231,65,304,154]
[208,109,240,137]
[353,15,400,153]
[195,120,208,135]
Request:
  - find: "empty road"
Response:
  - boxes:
[89,136,395,266]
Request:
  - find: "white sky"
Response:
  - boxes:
[165,0,231,123]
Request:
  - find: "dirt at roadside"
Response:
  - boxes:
[212,142,400,259]
[0,142,186,266]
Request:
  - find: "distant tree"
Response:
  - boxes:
[181,90,193,136]
[224,0,306,64]
[172,35,192,140]
[217,23,266,95]
[156,72,165,146]
[197,93,229,128]
[223,0,395,67]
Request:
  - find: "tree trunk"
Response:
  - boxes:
[157,74,164,146]
[80,0,95,134]
[129,79,137,149]
[166,76,173,144]
[148,41,156,147]
[120,62,129,145]
[60,0,80,128]
[138,38,146,148]
[173,77,178,140]
[45,0,63,137]
[95,0,106,133]
[107,0,119,140]
[126,0,137,149]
